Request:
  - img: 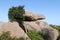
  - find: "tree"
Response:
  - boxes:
[8,6,26,32]
[8,6,25,23]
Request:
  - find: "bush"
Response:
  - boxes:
[8,6,25,24]
[27,30,44,40]
[0,31,24,40]
[50,24,60,31]
[8,6,26,32]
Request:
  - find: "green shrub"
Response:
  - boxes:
[50,24,60,30]
[8,6,25,24]
[8,6,26,32]
[0,31,24,40]
[27,30,44,40]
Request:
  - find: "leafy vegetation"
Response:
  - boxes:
[0,31,24,40]
[27,30,44,40]
[8,6,26,32]
[8,6,25,24]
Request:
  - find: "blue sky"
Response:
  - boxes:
[0,0,60,25]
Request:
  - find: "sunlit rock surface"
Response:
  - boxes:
[24,11,45,21]
[0,22,31,40]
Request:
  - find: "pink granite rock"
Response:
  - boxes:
[23,21,59,40]
[0,22,31,40]
[24,11,45,21]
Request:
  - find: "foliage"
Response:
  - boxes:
[8,6,26,32]
[8,6,25,24]
[0,31,24,40]
[50,24,60,31]
[27,30,44,40]
[50,24,60,40]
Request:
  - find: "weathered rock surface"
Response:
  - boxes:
[23,21,41,32]
[23,21,59,40]
[0,22,31,40]
[24,11,45,21]
[0,11,59,40]
[38,21,59,40]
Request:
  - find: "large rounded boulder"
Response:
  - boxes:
[0,22,31,40]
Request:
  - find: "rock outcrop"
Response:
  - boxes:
[0,11,59,40]
[23,11,59,40]
[23,21,41,32]
[23,21,58,40]
[0,22,31,40]
[24,11,45,21]
[38,21,59,40]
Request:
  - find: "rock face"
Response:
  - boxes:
[0,11,59,40]
[23,21,41,32]
[39,21,59,40]
[22,11,59,40]
[0,22,31,40]
[23,21,59,40]
[24,11,45,21]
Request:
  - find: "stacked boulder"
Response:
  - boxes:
[23,11,59,40]
[0,11,59,40]
[24,11,45,21]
